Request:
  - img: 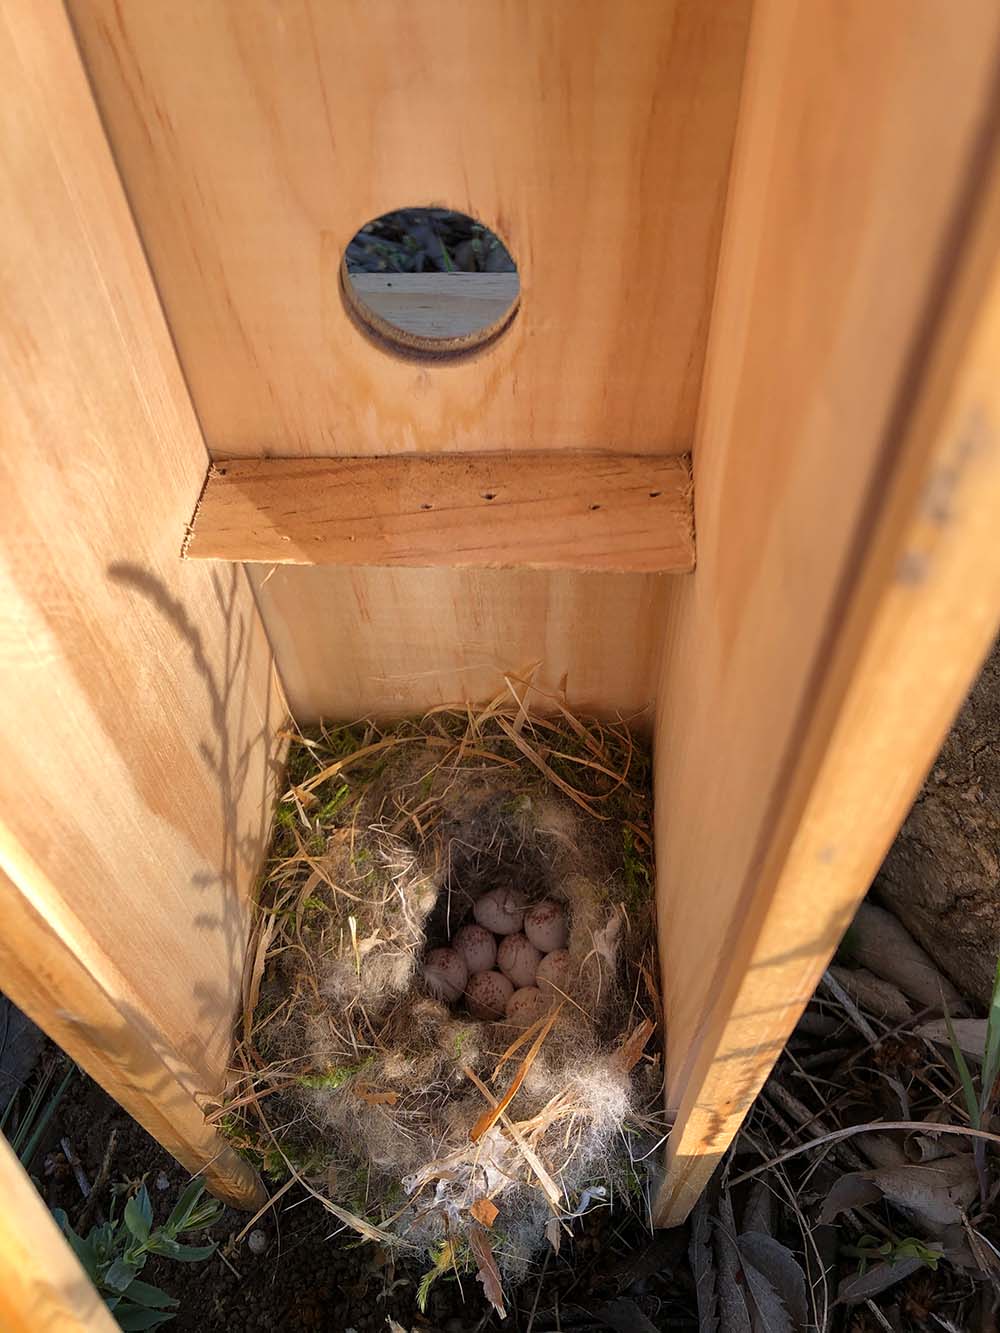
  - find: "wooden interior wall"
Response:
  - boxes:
[68,0,751,720]
[0,1,284,1205]
[654,0,1000,1224]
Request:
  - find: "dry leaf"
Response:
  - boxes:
[917,1017,988,1061]
[836,1257,925,1305]
[845,903,967,1014]
[821,1158,977,1232]
[470,1197,499,1229]
[469,1223,506,1318]
[714,1195,752,1333]
[741,1181,774,1238]
[588,1298,660,1333]
[819,1173,882,1224]
[611,1018,656,1073]
[689,1192,719,1333]
[737,1233,808,1330]
[827,964,913,1023]
[354,1083,399,1107]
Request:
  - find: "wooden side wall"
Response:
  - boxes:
[0,1132,118,1332]
[0,1,284,1206]
[654,0,1000,1223]
[68,0,751,721]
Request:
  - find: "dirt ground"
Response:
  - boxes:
[36,1063,694,1331]
[875,636,1000,1006]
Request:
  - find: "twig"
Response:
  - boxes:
[730,1119,1000,1187]
[764,1081,868,1172]
[820,969,879,1044]
[866,1298,896,1331]
[60,1137,91,1201]
[76,1128,117,1231]
[528,1231,552,1327]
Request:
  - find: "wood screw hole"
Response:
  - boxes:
[420,503,433,510]
[649,490,662,498]
[482,492,496,501]
[590,503,602,511]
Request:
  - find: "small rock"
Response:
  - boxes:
[247,1228,269,1255]
[155,1170,170,1191]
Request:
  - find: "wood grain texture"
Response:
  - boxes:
[0,2,283,1206]
[187,454,695,573]
[68,0,748,721]
[247,563,667,723]
[345,273,520,347]
[69,0,750,457]
[653,0,1000,1224]
[0,1131,118,1333]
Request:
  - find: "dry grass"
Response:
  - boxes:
[211,691,663,1310]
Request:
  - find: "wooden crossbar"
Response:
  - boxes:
[185,453,695,573]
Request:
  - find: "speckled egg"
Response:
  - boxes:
[524,899,568,953]
[505,987,549,1028]
[466,970,514,1021]
[536,949,570,997]
[497,933,542,989]
[451,924,497,974]
[422,947,468,1003]
[473,887,526,936]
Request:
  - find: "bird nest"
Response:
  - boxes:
[215,698,664,1316]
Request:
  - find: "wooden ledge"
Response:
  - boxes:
[185,452,695,574]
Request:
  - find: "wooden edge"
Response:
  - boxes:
[340,259,520,358]
[0,852,266,1213]
[184,452,696,573]
[0,1132,118,1333]
[346,272,521,343]
[655,81,1000,1227]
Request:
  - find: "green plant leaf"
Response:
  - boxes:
[149,1235,217,1263]
[124,1187,152,1242]
[53,1212,100,1283]
[982,954,1000,1116]
[104,1255,140,1294]
[943,999,980,1126]
[119,1279,178,1310]
[181,1199,223,1233]
[164,1179,206,1232]
[115,1305,176,1331]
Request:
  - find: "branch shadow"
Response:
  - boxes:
[106,561,285,1080]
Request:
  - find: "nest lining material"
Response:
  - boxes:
[218,701,663,1312]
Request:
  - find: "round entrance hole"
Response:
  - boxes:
[342,207,519,357]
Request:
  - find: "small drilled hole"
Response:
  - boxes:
[589,504,602,511]
[420,503,433,510]
[342,207,519,359]
[649,490,662,498]
[483,492,497,502]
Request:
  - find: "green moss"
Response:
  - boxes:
[296,1056,374,1090]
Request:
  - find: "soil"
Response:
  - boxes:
[874,635,1000,1006]
[30,1056,696,1332]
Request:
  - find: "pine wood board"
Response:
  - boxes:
[0,1,281,1207]
[68,0,750,458]
[247,564,667,722]
[68,0,748,721]
[653,0,1000,1224]
[0,1131,119,1333]
[186,453,695,573]
[346,272,520,344]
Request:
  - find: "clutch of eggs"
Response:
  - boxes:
[421,893,569,1024]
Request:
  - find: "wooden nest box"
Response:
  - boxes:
[3,2,1000,1321]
